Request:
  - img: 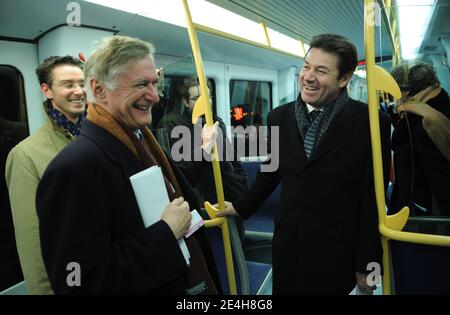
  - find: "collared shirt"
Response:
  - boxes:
[306,103,322,123]
[306,103,323,114]
[133,129,144,141]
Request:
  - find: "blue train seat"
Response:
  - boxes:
[390,241,450,294]
[390,217,450,294]
[0,281,27,295]
[241,161,280,236]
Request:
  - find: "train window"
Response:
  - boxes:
[0,65,28,290]
[151,75,216,152]
[229,80,272,127]
[348,74,368,103]
[229,80,272,158]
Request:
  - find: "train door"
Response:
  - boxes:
[0,65,28,290]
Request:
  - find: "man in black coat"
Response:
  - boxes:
[218,34,391,294]
[390,63,450,216]
[36,36,219,294]
[159,77,247,207]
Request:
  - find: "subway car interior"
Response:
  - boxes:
[0,0,449,295]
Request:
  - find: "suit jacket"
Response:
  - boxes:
[36,120,218,294]
[234,95,391,294]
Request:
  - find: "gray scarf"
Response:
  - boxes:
[294,89,349,157]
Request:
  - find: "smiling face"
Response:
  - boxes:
[41,65,86,123]
[300,48,351,108]
[94,57,160,130]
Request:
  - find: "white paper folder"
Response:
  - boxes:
[129,166,190,265]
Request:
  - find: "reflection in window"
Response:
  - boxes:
[151,76,216,152]
[229,80,272,127]
[229,80,272,158]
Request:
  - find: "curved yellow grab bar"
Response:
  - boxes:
[181,0,225,214]
[365,0,450,295]
[364,0,389,228]
[385,206,409,231]
[191,94,206,125]
[373,65,401,100]
[380,225,450,247]
[365,0,400,295]
[181,0,235,294]
[203,217,225,228]
[204,202,237,295]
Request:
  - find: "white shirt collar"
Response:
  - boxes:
[306,103,322,114]
[133,129,143,141]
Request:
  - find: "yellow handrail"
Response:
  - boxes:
[181,0,236,295]
[365,0,390,230]
[380,226,450,246]
[300,41,307,57]
[260,20,271,47]
[204,202,236,294]
[364,0,450,295]
[376,0,399,63]
[193,23,303,60]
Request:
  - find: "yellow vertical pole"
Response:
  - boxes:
[392,19,398,66]
[391,19,396,39]
[381,234,391,294]
[260,20,271,47]
[364,0,391,295]
[300,41,306,57]
[180,0,225,213]
[385,0,392,20]
[181,0,236,295]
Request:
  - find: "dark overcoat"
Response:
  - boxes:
[391,89,450,216]
[36,120,219,294]
[234,97,391,294]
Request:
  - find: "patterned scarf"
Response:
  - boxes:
[45,99,86,136]
[295,89,350,158]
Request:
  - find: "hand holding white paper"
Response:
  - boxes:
[130,166,190,265]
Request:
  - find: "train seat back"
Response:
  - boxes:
[203,213,272,295]
[241,161,280,235]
